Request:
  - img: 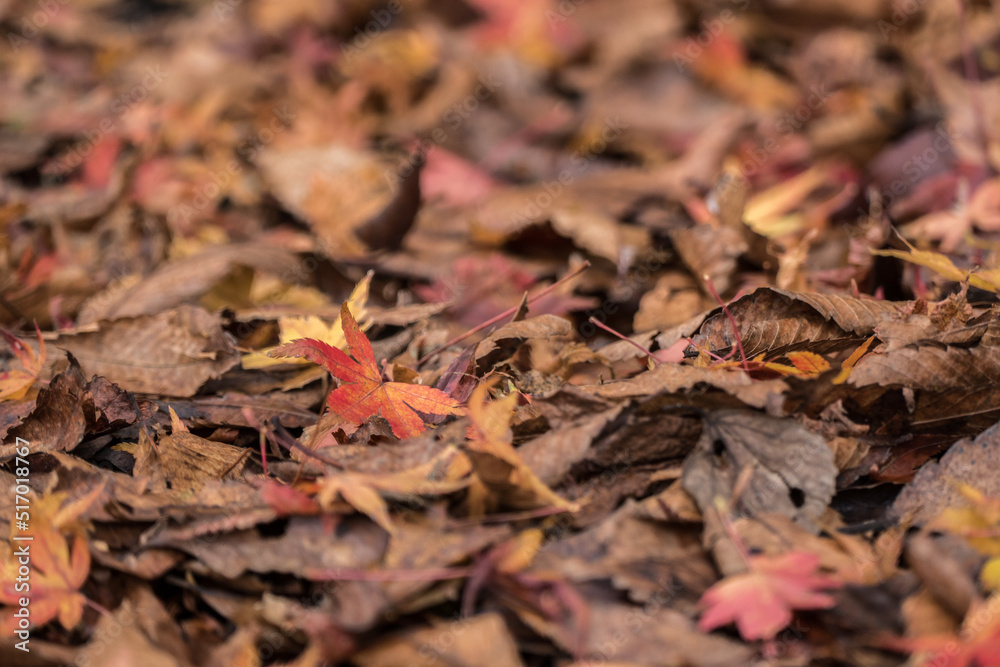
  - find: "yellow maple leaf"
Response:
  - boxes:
[871,244,1000,293]
[242,272,371,369]
[928,482,1000,590]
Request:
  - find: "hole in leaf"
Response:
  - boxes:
[711,439,726,457]
[257,518,290,538]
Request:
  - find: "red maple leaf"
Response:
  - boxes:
[881,593,1000,667]
[698,551,841,641]
[269,303,463,439]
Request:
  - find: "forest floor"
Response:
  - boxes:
[3,0,1000,665]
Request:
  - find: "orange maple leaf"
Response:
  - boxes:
[0,325,46,402]
[0,493,91,635]
[269,302,463,439]
[698,551,841,641]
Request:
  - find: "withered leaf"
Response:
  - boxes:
[83,376,148,432]
[352,613,524,667]
[689,287,903,358]
[892,421,1000,525]
[256,144,421,257]
[474,314,573,371]
[146,516,388,579]
[134,429,248,493]
[54,306,239,396]
[2,357,87,460]
[669,223,747,295]
[78,242,305,323]
[578,599,753,667]
[682,410,836,532]
[849,343,1000,425]
[586,363,788,409]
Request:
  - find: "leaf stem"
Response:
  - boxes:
[417,261,591,365]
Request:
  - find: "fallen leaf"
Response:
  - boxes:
[53,306,240,396]
[872,245,1000,293]
[0,325,45,402]
[688,287,903,359]
[1,357,87,460]
[464,378,577,512]
[270,302,463,439]
[698,551,841,641]
[242,271,372,369]
[682,410,837,532]
[882,592,1000,667]
[0,493,92,635]
[893,422,1000,525]
[352,612,525,667]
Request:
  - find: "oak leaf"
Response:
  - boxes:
[698,551,841,641]
[0,493,91,635]
[270,302,463,439]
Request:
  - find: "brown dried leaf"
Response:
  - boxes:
[690,287,904,358]
[54,306,240,396]
[893,421,1000,525]
[78,242,305,324]
[146,516,388,579]
[134,429,249,493]
[2,358,87,459]
[474,314,573,371]
[352,613,524,667]
[586,363,788,409]
[849,342,1000,425]
[682,410,837,532]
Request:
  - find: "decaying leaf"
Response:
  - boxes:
[688,287,903,359]
[464,378,578,513]
[2,357,87,459]
[682,410,837,532]
[53,306,240,396]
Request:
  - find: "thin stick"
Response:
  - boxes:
[703,275,749,372]
[219,447,253,479]
[269,418,345,469]
[305,566,473,582]
[417,261,591,365]
[588,316,661,365]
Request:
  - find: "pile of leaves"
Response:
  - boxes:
[3,0,1000,665]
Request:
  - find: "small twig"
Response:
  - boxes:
[305,566,473,582]
[588,316,661,365]
[269,418,345,469]
[703,275,749,372]
[219,447,253,479]
[417,261,591,365]
[84,597,113,618]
